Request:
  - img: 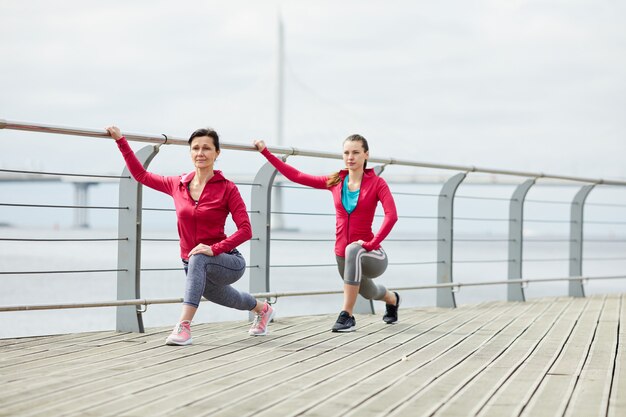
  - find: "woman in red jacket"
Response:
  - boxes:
[254,135,399,332]
[107,126,275,345]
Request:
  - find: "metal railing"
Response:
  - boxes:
[1,118,626,333]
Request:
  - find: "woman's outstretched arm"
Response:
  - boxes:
[106,126,173,195]
[253,140,329,190]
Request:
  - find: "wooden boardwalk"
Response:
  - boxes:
[0,295,624,417]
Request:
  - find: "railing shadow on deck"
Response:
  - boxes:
[1,119,625,335]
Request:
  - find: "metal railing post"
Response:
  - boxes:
[569,184,595,297]
[507,179,535,301]
[116,144,160,332]
[437,172,466,308]
[249,161,281,312]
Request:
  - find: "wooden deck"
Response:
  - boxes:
[1,295,624,417]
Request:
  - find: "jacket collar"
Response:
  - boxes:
[180,170,225,185]
[338,168,376,180]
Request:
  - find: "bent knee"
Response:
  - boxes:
[187,253,206,268]
[345,242,365,258]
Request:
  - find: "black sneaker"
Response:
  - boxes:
[383,292,400,324]
[331,310,356,332]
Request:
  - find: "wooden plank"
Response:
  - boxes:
[608,293,626,417]
[379,300,555,417]
[0,314,334,416]
[59,314,403,417]
[101,308,465,417]
[520,296,606,417]
[8,311,427,417]
[106,309,435,417]
[1,312,319,391]
[0,297,623,417]
[565,294,620,417]
[332,302,536,417]
[432,297,573,417]
[218,303,520,417]
[476,297,592,417]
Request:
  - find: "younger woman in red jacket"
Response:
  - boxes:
[254,135,399,332]
[107,126,275,345]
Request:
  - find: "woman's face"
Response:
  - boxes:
[190,136,219,170]
[343,140,368,171]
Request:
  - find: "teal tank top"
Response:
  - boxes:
[341,176,360,214]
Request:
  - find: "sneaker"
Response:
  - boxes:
[383,292,400,324]
[331,311,356,332]
[249,302,275,336]
[165,320,193,346]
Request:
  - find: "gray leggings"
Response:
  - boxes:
[182,249,256,311]
[336,243,389,301]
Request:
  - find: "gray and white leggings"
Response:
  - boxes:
[336,243,389,300]
[182,249,257,311]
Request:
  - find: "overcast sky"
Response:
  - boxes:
[1,0,625,180]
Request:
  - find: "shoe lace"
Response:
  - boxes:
[337,313,350,324]
[251,312,263,328]
[176,321,190,334]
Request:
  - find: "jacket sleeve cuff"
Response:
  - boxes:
[362,241,376,251]
[210,244,224,256]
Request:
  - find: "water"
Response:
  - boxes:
[1,181,626,338]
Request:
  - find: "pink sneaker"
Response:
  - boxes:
[249,302,275,336]
[165,320,193,345]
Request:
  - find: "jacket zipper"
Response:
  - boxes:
[186,183,199,245]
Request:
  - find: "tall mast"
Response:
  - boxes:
[272,12,286,230]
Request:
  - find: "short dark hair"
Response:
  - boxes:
[188,128,220,151]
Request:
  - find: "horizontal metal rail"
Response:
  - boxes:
[141,237,259,242]
[0,268,126,275]
[586,220,626,225]
[389,191,440,197]
[2,274,624,312]
[525,258,574,263]
[269,210,441,220]
[270,238,442,243]
[0,237,127,242]
[455,195,512,202]
[584,257,626,261]
[524,219,573,224]
[269,260,442,268]
[525,198,573,205]
[454,259,513,264]
[0,168,129,180]
[142,207,260,215]
[3,119,626,184]
[455,217,511,222]
[140,265,259,272]
[587,202,626,208]
[455,238,514,242]
[0,203,127,210]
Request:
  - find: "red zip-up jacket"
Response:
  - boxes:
[260,148,398,257]
[116,137,252,260]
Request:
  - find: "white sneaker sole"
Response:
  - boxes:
[332,325,356,333]
[165,337,193,346]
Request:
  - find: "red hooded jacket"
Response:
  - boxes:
[116,137,252,260]
[261,148,398,257]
